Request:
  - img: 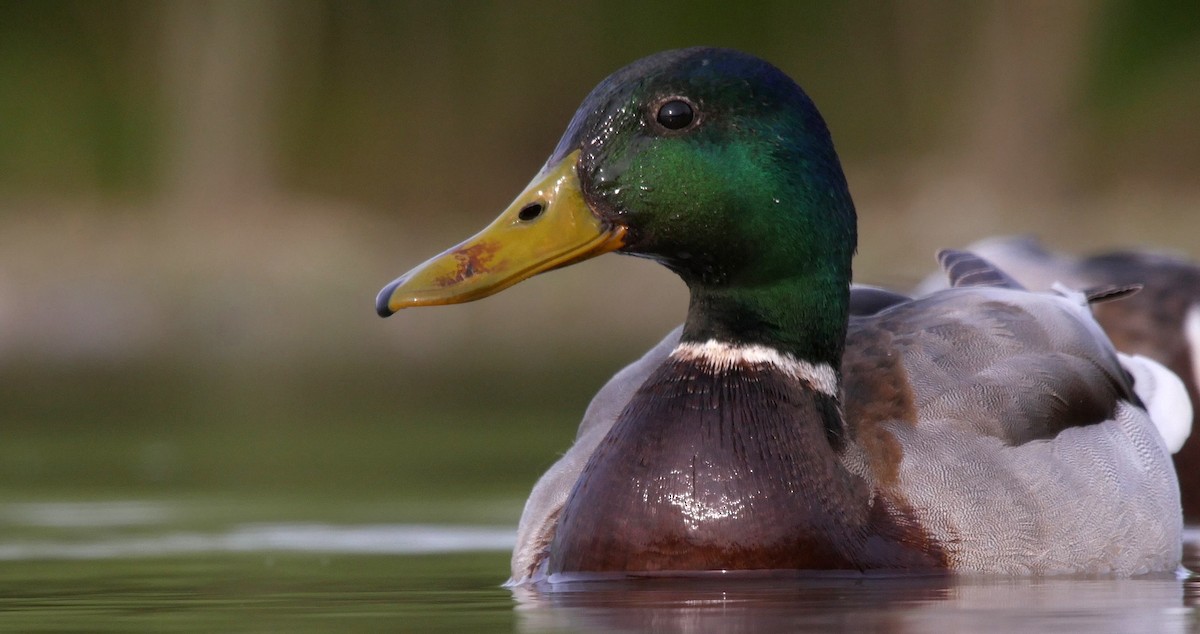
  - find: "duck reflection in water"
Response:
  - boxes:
[511,570,1196,633]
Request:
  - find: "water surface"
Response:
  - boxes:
[5,373,1198,632]
[1,501,1197,632]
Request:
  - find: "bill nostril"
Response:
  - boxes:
[518,202,545,222]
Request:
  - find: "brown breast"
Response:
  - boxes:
[548,356,945,574]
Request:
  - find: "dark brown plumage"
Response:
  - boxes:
[549,356,947,574]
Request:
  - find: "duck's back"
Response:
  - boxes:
[842,286,1183,574]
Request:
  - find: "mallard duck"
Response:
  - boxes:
[919,235,1200,518]
[376,48,1188,584]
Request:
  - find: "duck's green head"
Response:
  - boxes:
[378,47,856,359]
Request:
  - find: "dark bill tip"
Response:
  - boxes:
[375,280,401,317]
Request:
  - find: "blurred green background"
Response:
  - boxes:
[2,0,1198,524]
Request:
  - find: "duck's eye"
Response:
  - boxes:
[518,202,544,222]
[656,100,695,130]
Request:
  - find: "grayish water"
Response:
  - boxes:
[1,500,1198,632]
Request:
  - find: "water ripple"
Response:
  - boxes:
[0,523,516,560]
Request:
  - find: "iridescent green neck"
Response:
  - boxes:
[631,145,856,365]
[681,263,850,365]
[673,150,857,365]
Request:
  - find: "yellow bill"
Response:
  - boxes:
[376,151,626,316]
